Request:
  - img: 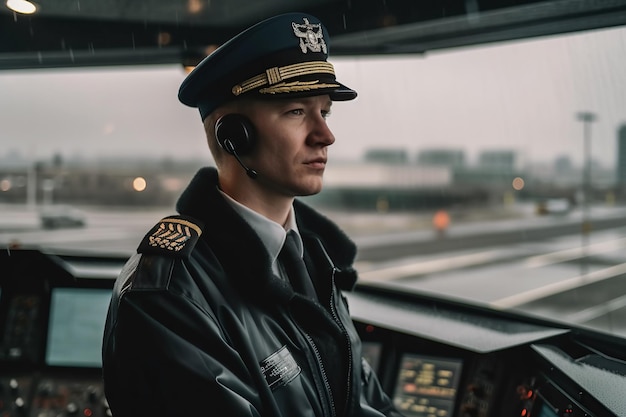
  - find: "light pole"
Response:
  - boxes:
[576,111,596,277]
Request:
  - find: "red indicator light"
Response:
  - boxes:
[365,325,375,333]
[520,408,528,417]
[84,408,93,417]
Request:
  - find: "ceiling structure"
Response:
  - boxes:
[2,0,626,70]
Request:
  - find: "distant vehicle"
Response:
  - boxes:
[536,198,572,215]
[39,205,87,229]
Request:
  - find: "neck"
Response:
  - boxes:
[219,171,294,225]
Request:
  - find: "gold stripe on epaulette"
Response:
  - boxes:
[148,218,201,252]
[232,61,335,96]
[260,81,340,95]
[161,218,202,235]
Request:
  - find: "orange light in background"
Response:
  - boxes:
[133,177,147,192]
[187,0,203,14]
[157,32,172,47]
[512,177,525,191]
[433,210,450,231]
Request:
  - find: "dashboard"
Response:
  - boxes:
[349,288,626,417]
[1,249,626,417]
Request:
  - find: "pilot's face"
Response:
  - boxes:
[245,95,335,198]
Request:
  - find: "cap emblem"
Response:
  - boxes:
[292,18,327,54]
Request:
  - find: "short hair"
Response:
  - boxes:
[203,113,224,166]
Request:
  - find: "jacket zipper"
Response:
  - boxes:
[304,332,336,417]
[300,237,353,417]
[328,267,353,416]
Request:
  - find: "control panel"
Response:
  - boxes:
[349,288,626,417]
[0,373,110,417]
[2,249,626,417]
[29,373,108,417]
[1,375,34,416]
[358,328,540,417]
[1,250,119,417]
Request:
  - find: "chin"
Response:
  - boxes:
[297,190,322,197]
[294,180,324,197]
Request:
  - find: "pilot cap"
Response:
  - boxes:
[178,12,357,120]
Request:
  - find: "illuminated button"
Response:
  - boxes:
[9,378,19,394]
[67,402,79,416]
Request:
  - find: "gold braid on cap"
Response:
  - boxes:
[232,61,335,96]
[260,80,340,95]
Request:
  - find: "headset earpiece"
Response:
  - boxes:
[215,114,256,156]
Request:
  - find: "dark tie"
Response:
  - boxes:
[279,231,317,300]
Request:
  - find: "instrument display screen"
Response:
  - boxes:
[46,288,112,367]
[392,353,463,417]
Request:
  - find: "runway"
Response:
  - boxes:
[2,203,626,336]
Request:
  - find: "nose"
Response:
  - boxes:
[308,114,335,147]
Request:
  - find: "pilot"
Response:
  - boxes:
[102,12,403,417]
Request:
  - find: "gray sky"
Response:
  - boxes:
[1,25,625,168]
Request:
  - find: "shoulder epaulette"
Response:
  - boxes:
[137,215,204,258]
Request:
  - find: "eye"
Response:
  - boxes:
[288,108,304,116]
[321,109,331,119]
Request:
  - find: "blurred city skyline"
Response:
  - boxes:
[1,24,625,168]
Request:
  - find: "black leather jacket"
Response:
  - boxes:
[103,167,401,417]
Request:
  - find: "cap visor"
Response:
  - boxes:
[329,83,357,101]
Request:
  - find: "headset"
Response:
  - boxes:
[215,114,258,178]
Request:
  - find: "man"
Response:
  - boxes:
[102,12,402,417]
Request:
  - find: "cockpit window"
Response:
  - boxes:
[1,26,626,339]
